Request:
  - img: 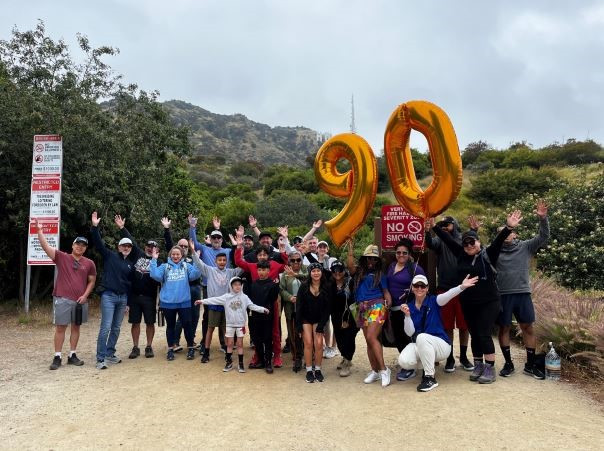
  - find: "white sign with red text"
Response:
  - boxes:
[29,177,61,220]
[27,221,60,265]
[32,135,63,177]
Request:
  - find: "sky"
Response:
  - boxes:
[2,0,604,153]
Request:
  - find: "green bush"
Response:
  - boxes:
[468,167,562,207]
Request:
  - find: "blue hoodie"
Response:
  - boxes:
[150,258,202,309]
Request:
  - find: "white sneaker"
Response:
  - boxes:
[364,370,380,384]
[380,368,391,387]
[96,361,108,370]
[329,347,339,358]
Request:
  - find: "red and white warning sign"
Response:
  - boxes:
[29,177,61,220]
[381,205,425,249]
[32,135,63,177]
[27,221,59,265]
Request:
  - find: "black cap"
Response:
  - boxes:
[243,234,254,240]
[73,236,88,245]
[330,260,345,272]
[146,240,159,247]
[461,230,479,242]
[308,262,324,272]
[258,231,272,240]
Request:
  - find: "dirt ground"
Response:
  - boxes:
[0,305,603,451]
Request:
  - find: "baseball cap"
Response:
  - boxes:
[362,245,380,258]
[258,231,272,240]
[330,260,345,272]
[146,240,159,247]
[118,237,133,246]
[243,234,254,240]
[461,230,479,243]
[308,262,324,272]
[317,240,329,248]
[210,230,223,238]
[293,236,303,244]
[230,276,243,286]
[412,274,429,286]
[73,236,88,245]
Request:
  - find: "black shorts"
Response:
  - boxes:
[128,295,156,325]
[497,293,535,326]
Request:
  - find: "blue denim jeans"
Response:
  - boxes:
[96,291,127,362]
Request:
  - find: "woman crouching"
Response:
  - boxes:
[399,274,478,392]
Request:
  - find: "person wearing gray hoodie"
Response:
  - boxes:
[198,276,269,372]
[425,216,474,372]
[496,199,549,379]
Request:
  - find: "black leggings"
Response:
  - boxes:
[461,300,501,358]
[163,307,194,347]
[389,309,411,353]
[331,304,359,361]
[250,315,273,365]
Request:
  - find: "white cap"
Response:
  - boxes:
[118,237,133,246]
[412,274,428,285]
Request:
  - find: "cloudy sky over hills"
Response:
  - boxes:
[3,0,604,153]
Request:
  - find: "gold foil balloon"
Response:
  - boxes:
[314,133,378,247]
[384,101,463,218]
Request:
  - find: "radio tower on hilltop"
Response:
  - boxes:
[350,94,356,134]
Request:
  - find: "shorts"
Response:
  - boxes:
[360,303,387,327]
[208,310,226,328]
[438,289,467,330]
[497,293,535,326]
[53,296,89,326]
[128,295,156,325]
[225,326,245,338]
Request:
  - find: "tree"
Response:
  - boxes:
[462,140,491,166]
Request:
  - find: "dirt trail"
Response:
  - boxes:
[0,312,602,450]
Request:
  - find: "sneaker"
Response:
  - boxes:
[500,361,515,377]
[67,353,84,366]
[417,375,439,392]
[460,358,475,371]
[469,361,485,381]
[306,370,315,383]
[396,368,417,381]
[144,346,154,358]
[336,358,345,370]
[314,369,325,382]
[105,355,122,364]
[273,356,283,368]
[166,349,175,361]
[173,345,183,353]
[339,359,351,377]
[364,370,380,384]
[128,346,140,359]
[248,362,265,370]
[444,357,456,373]
[219,345,227,353]
[524,363,545,380]
[200,353,209,363]
[380,368,391,387]
[478,364,496,384]
[265,363,274,374]
[186,348,195,360]
[293,358,302,373]
[96,360,108,370]
[49,356,62,370]
[223,361,234,372]
[323,347,338,359]
[238,363,246,373]
[196,342,204,352]
[282,343,291,354]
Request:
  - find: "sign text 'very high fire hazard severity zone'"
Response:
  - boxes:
[381,205,425,249]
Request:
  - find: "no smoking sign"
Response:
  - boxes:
[381,205,425,249]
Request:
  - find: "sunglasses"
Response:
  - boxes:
[289,258,302,263]
[396,251,409,256]
[412,283,427,289]
[366,256,379,261]
[180,245,189,248]
[72,260,81,270]
[463,239,476,247]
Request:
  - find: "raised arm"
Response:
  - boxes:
[187,214,204,251]
[188,244,210,278]
[486,211,518,265]
[432,221,463,256]
[233,239,252,272]
[34,219,56,261]
[525,200,550,254]
[346,241,357,275]
[149,248,165,282]
[302,219,322,242]
[436,275,478,306]
[248,215,261,238]
[90,212,110,259]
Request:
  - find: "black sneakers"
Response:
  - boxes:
[524,363,545,380]
[223,361,234,372]
[186,348,195,360]
[305,370,315,383]
[129,346,140,359]
[166,349,175,361]
[314,369,325,382]
[67,353,84,366]
[200,352,209,363]
[499,361,515,377]
[144,346,154,358]
[417,375,439,392]
[49,356,62,370]
[293,358,302,373]
[444,356,456,373]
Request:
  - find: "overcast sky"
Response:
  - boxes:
[3,0,604,153]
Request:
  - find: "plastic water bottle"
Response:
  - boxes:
[545,342,561,380]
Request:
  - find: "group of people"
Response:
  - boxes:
[36,199,549,392]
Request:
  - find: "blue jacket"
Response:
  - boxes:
[150,258,202,309]
[91,226,134,295]
[189,226,232,285]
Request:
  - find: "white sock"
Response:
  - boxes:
[315,365,321,371]
[69,350,76,357]
[306,366,313,372]
[54,352,61,357]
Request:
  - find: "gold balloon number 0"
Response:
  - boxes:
[315,100,463,247]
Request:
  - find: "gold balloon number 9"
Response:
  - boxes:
[315,100,462,247]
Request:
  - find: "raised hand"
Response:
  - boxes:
[114,214,126,229]
[212,216,221,230]
[401,304,410,316]
[204,235,211,245]
[33,219,41,231]
[506,210,523,229]
[535,199,548,219]
[91,211,101,227]
[189,239,196,252]
[151,247,159,259]
[425,217,436,229]
[278,238,286,253]
[236,225,244,239]
[277,225,288,238]
[468,215,482,231]
[284,265,295,276]
[248,215,257,228]
[228,234,237,246]
[298,241,309,254]
[263,308,270,315]
[461,274,479,289]
[161,217,171,229]
[187,213,197,227]
[313,219,323,229]
[235,235,243,247]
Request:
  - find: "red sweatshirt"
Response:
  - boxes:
[234,247,288,281]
